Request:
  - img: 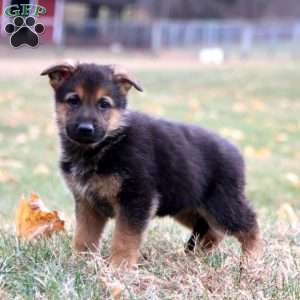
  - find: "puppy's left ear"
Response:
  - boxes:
[110,65,143,93]
[41,61,77,90]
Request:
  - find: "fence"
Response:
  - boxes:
[64,19,300,55]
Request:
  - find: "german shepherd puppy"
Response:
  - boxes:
[41,62,261,269]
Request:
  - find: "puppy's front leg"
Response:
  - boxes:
[73,199,108,252]
[110,208,148,270]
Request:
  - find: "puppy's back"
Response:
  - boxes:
[125,111,245,214]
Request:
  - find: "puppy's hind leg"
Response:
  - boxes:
[185,217,209,252]
[175,210,223,253]
[203,191,262,258]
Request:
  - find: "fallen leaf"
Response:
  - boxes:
[188,98,201,110]
[16,193,65,240]
[232,102,246,113]
[15,133,28,145]
[255,148,271,159]
[0,91,17,103]
[0,159,23,169]
[244,146,255,157]
[33,163,50,175]
[244,146,271,159]
[251,99,265,111]
[220,128,244,141]
[45,122,57,136]
[102,278,124,300]
[149,104,164,116]
[285,172,300,188]
[276,133,288,143]
[277,203,299,228]
[28,126,40,140]
[110,284,123,300]
[0,169,16,183]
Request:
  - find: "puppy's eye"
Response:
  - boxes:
[97,98,112,110]
[67,95,80,107]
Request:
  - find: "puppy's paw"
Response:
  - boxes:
[241,238,264,269]
[109,253,139,271]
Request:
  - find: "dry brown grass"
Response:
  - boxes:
[2,215,299,299]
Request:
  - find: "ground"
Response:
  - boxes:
[0,49,299,299]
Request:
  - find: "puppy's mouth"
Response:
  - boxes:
[64,128,105,146]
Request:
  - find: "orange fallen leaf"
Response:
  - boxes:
[0,169,16,183]
[16,193,65,240]
[255,148,271,159]
[101,277,124,300]
[251,99,265,111]
[244,146,271,159]
[188,98,201,110]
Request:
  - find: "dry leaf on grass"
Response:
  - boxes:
[108,281,124,300]
[220,128,244,141]
[45,122,57,136]
[285,172,300,188]
[188,98,201,110]
[100,275,125,300]
[28,126,40,140]
[232,102,247,113]
[276,133,288,143]
[33,163,50,175]
[15,133,28,145]
[251,99,265,111]
[0,169,16,183]
[16,193,65,240]
[0,159,23,169]
[277,203,299,229]
[244,146,271,159]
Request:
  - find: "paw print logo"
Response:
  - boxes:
[5,16,45,48]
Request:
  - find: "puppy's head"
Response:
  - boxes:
[41,62,142,146]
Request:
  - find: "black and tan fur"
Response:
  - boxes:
[41,62,261,269]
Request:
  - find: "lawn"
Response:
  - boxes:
[0,54,299,299]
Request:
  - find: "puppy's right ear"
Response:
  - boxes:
[41,62,76,89]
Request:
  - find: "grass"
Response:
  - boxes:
[0,54,300,299]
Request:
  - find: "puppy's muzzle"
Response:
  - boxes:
[67,122,104,145]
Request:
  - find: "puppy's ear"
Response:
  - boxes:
[41,61,77,89]
[110,65,143,94]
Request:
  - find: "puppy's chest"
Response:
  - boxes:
[65,162,122,217]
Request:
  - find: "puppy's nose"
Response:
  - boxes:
[77,122,95,136]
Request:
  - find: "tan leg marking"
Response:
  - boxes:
[235,226,262,257]
[110,216,144,270]
[201,229,223,251]
[73,200,108,252]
